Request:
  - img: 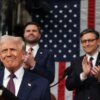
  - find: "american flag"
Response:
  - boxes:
[32,0,100,100]
[32,0,80,61]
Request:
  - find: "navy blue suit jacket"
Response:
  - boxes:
[66,52,100,100]
[30,48,55,84]
[0,69,51,100]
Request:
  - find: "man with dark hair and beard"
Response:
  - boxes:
[23,22,55,84]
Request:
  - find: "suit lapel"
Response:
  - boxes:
[0,70,4,85]
[79,56,85,73]
[35,48,44,60]
[17,70,36,100]
[96,52,100,66]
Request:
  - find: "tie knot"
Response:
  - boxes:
[30,47,33,51]
[9,73,16,78]
[28,47,33,53]
[90,57,93,61]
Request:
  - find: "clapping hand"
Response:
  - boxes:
[91,66,100,80]
[82,56,91,77]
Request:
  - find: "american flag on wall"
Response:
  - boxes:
[32,0,100,100]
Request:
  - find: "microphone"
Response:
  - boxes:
[50,67,72,87]
[63,67,72,77]
[0,85,19,100]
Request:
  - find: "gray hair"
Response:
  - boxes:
[0,35,25,50]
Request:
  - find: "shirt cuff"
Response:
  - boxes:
[80,72,87,81]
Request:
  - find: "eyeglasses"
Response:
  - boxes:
[81,38,97,44]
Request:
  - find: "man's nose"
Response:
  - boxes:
[85,41,90,45]
[7,50,11,56]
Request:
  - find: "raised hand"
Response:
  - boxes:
[91,66,100,80]
[82,56,91,77]
[23,52,36,69]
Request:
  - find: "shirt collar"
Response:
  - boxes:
[4,67,24,80]
[14,67,24,79]
[26,44,39,53]
[4,68,10,80]
[86,51,99,61]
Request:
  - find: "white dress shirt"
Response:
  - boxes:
[86,51,99,68]
[26,44,39,57]
[80,51,99,81]
[3,67,24,96]
[25,44,39,69]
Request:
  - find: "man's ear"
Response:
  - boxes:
[38,33,41,39]
[0,54,2,62]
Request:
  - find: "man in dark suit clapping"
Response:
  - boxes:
[23,22,55,84]
[66,29,100,100]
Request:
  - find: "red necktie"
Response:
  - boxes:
[28,47,33,54]
[89,57,93,68]
[7,73,16,95]
[89,57,93,76]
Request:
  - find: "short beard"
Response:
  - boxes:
[25,39,39,45]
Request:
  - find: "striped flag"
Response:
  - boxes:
[31,0,100,100]
[50,62,73,100]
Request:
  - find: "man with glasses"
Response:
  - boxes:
[66,29,100,100]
